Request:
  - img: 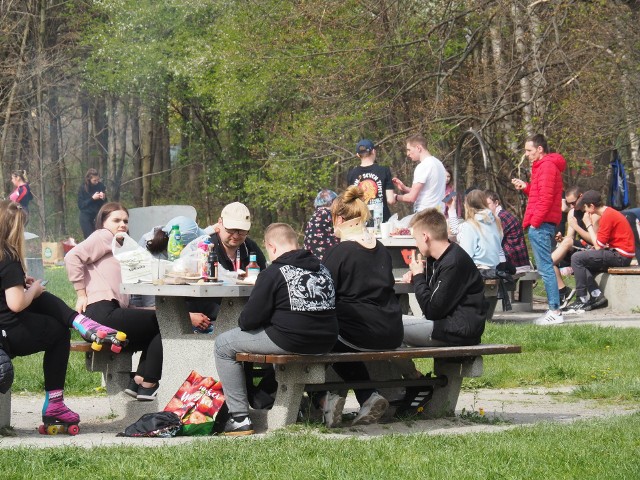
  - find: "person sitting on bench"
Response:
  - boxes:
[397,208,487,381]
[214,223,338,436]
[564,190,635,313]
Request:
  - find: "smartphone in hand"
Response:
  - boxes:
[40,280,49,286]
[443,191,456,203]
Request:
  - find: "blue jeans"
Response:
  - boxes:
[528,223,560,310]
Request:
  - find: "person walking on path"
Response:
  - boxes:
[512,134,566,326]
[392,134,447,213]
[77,169,106,239]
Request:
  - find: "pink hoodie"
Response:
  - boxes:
[65,229,129,307]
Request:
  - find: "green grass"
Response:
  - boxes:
[1,414,639,478]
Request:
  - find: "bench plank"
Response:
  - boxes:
[70,341,92,352]
[608,266,640,275]
[237,344,521,365]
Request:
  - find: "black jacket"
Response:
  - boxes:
[239,249,338,354]
[208,233,267,272]
[414,242,486,345]
[77,181,106,219]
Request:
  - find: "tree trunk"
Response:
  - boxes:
[511,2,533,134]
[48,90,66,237]
[130,97,143,206]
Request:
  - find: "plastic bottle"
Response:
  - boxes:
[200,238,211,279]
[167,225,183,261]
[246,253,260,280]
[207,246,218,282]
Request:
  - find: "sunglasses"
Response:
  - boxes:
[224,227,248,236]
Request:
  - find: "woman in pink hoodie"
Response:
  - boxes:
[65,202,162,401]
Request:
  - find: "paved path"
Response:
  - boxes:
[1,306,639,448]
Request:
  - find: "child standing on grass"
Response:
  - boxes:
[0,200,126,430]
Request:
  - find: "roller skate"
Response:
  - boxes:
[73,314,128,353]
[38,390,80,436]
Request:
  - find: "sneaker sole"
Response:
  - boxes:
[136,393,158,401]
[324,396,346,428]
[352,397,389,426]
[123,388,138,399]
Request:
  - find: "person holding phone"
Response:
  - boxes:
[78,168,107,239]
[0,200,126,429]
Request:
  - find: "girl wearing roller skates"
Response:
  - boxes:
[65,202,163,401]
[0,200,126,434]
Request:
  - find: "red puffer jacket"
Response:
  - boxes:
[522,153,566,229]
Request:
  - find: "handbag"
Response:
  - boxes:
[163,370,227,436]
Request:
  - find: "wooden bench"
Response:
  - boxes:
[595,266,640,313]
[0,341,154,429]
[237,343,521,431]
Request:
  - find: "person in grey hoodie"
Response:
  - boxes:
[214,223,338,436]
[448,189,503,269]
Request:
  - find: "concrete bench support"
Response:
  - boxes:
[595,271,640,313]
[83,346,157,425]
[0,388,10,428]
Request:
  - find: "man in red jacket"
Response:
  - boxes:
[512,134,566,325]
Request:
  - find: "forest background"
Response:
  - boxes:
[1,0,639,241]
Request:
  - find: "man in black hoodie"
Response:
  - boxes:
[214,223,338,436]
[401,208,487,348]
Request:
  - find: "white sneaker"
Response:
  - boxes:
[351,392,389,426]
[322,392,345,428]
[534,310,564,325]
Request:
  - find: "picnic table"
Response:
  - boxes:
[120,282,253,407]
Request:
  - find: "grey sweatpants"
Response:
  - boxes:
[395,315,448,378]
[214,327,290,415]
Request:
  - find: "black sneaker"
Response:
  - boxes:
[559,288,576,310]
[136,383,159,401]
[124,378,139,398]
[223,415,254,436]
[586,294,608,311]
[563,299,590,314]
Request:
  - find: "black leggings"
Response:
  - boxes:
[85,300,163,383]
[5,292,75,391]
[330,340,375,406]
[79,212,97,239]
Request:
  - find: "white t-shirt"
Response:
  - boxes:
[412,155,447,212]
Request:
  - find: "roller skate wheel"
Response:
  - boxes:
[91,341,103,352]
[115,331,127,341]
[47,425,61,435]
[110,344,122,354]
[96,329,107,339]
[38,424,46,435]
[68,424,80,436]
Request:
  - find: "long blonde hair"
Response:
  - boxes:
[331,186,370,224]
[464,189,502,236]
[0,200,27,271]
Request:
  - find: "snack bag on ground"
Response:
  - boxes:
[164,370,227,436]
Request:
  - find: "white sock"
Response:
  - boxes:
[580,295,589,303]
[591,289,602,298]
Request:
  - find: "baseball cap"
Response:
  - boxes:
[575,190,601,209]
[221,202,251,231]
[356,139,375,154]
[162,216,206,245]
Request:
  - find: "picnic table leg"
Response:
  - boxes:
[267,364,326,430]
[425,357,483,418]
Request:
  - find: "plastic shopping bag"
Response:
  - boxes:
[163,370,227,436]
[112,233,155,283]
